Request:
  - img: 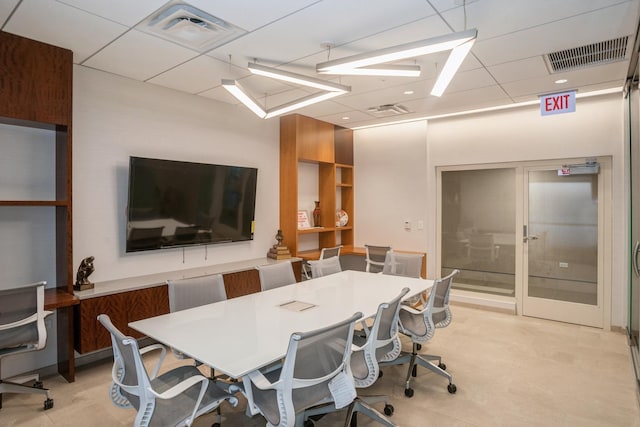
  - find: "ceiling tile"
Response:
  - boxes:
[0,0,20,25]
[56,0,166,26]
[149,55,248,94]
[5,0,128,62]
[187,0,320,31]
[473,2,639,66]
[488,56,550,85]
[83,29,199,81]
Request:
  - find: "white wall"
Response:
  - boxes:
[354,93,627,327]
[73,66,280,283]
[353,120,428,251]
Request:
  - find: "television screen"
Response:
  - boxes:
[126,157,257,252]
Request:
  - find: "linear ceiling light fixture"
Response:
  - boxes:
[223,63,350,119]
[316,29,477,96]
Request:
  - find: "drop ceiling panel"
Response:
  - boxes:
[83,29,199,81]
[0,1,20,25]
[205,0,438,67]
[488,56,550,85]
[474,3,639,67]
[56,0,166,26]
[439,0,632,37]
[4,0,128,62]
[317,109,375,127]
[149,55,248,94]
[187,0,319,32]
[501,60,628,98]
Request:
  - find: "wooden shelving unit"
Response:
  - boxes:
[280,114,354,258]
[0,31,76,382]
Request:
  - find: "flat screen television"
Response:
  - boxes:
[126,156,257,252]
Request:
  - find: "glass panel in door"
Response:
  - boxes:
[441,169,516,297]
[523,168,602,327]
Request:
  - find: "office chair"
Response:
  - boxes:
[166,274,227,363]
[0,281,53,411]
[308,288,409,427]
[381,270,459,397]
[302,245,342,279]
[97,314,238,427]
[307,256,342,278]
[365,245,391,273]
[242,312,363,427]
[467,232,500,262]
[382,252,423,278]
[257,261,296,291]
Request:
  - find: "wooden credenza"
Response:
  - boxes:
[74,258,302,353]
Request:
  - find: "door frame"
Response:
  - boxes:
[436,157,612,328]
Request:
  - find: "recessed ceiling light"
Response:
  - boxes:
[404,90,414,95]
[342,116,350,120]
[555,79,568,84]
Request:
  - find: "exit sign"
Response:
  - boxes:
[540,90,576,116]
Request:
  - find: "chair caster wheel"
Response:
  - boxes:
[33,381,44,389]
[303,420,314,427]
[448,383,457,394]
[211,423,220,427]
[438,363,446,370]
[404,388,414,397]
[44,398,54,410]
[416,344,422,351]
[378,370,383,378]
[384,404,394,416]
[411,365,417,377]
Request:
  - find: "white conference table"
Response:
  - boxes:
[129,270,432,380]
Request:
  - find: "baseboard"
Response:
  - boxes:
[450,290,517,315]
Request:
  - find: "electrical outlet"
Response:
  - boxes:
[559,262,569,268]
[403,220,411,230]
[417,220,424,230]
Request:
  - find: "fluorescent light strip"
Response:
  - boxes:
[430,38,476,97]
[248,63,350,92]
[265,91,344,119]
[222,78,348,119]
[318,64,421,77]
[317,29,477,74]
[222,79,266,118]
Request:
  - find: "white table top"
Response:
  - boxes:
[129,270,432,379]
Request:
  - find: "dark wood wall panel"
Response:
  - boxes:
[335,126,354,165]
[0,31,72,125]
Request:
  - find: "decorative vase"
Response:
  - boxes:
[313,201,321,227]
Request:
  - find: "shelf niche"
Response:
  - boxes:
[280,114,354,258]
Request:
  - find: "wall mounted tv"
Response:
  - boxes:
[126,156,257,252]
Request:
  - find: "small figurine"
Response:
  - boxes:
[74,256,95,291]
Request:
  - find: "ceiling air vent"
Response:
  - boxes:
[545,36,629,73]
[138,2,246,52]
[367,103,410,116]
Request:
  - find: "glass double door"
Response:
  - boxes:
[440,160,607,327]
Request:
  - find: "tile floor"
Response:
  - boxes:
[2,305,640,426]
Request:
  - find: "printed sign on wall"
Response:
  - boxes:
[540,90,576,116]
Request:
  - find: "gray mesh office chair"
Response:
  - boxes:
[97,314,238,427]
[243,312,363,427]
[257,261,297,291]
[365,245,391,273]
[166,274,227,366]
[309,288,410,427]
[382,252,423,278]
[302,245,342,279]
[307,256,342,278]
[0,281,53,410]
[381,270,459,397]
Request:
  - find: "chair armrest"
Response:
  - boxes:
[0,313,38,330]
[246,369,280,390]
[139,343,167,379]
[149,374,211,426]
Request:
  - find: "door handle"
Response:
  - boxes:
[633,241,640,277]
[523,235,539,243]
